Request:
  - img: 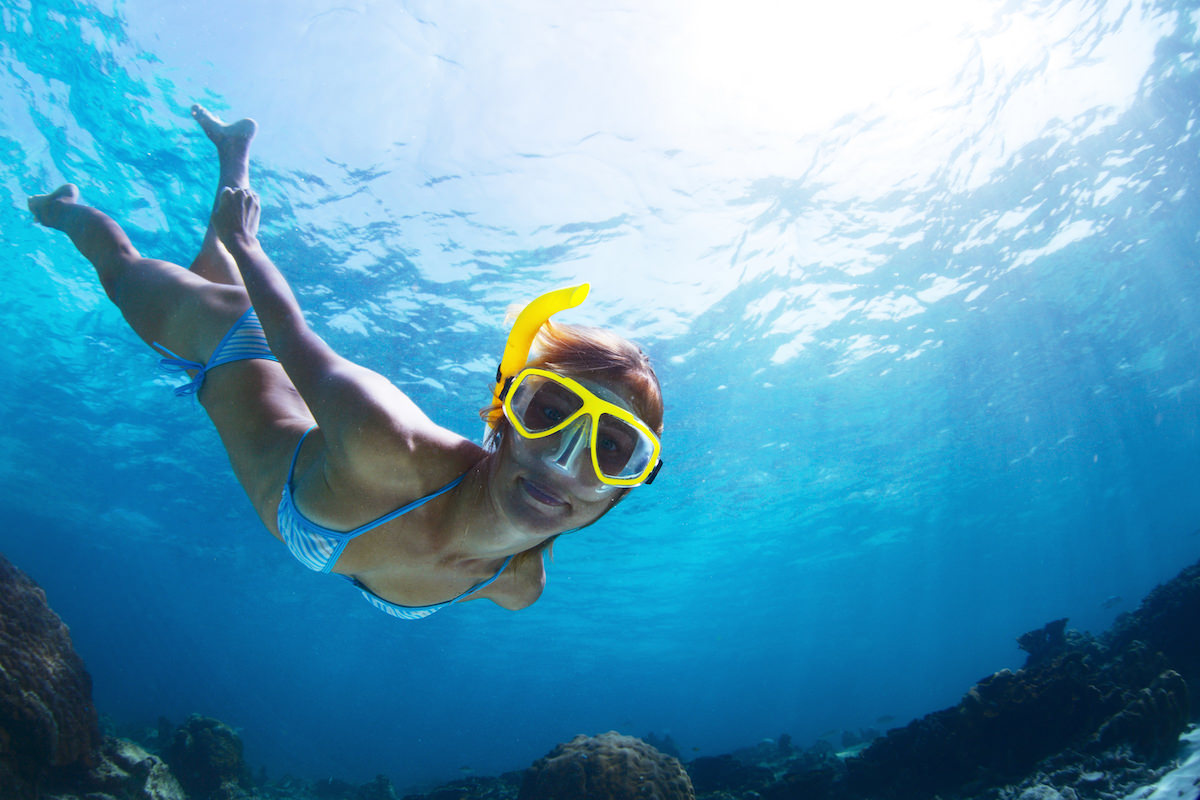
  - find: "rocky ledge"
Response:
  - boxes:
[2,552,1198,800]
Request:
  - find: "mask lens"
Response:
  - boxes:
[512,375,583,433]
[506,369,659,486]
[596,413,653,480]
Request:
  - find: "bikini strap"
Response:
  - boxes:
[287,426,318,486]
[347,552,515,617]
[152,343,207,397]
[458,553,514,600]
[343,471,468,537]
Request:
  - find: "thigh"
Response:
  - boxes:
[113,257,251,365]
[200,358,316,537]
[112,256,311,536]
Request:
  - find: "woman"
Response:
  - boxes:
[27,106,664,619]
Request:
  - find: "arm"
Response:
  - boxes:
[211,188,459,474]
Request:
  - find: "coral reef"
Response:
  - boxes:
[164,714,252,800]
[687,755,773,796]
[1016,618,1069,667]
[0,552,100,799]
[840,647,1188,799]
[518,731,694,800]
[403,774,521,800]
[1106,559,1200,715]
[0,553,245,800]
[832,558,1200,800]
[84,737,187,800]
[2,546,1196,800]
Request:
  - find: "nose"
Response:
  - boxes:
[549,417,590,475]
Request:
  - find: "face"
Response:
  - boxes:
[490,374,645,533]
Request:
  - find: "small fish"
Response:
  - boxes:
[1101,595,1123,610]
[876,715,895,725]
[459,766,473,773]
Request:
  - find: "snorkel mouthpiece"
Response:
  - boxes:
[490,284,591,426]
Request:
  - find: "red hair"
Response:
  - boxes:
[481,321,663,437]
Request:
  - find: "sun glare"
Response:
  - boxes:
[670,0,1017,137]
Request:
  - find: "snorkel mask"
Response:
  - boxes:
[490,284,663,488]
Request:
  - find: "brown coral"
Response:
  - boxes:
[165,714,251,800]
[0,551,100,798]
[519,731,694,800]
[842,627,1192,800]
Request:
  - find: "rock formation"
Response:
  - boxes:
[164,714,252,800]
[1106,559,1200,715]
[519,731,694,800]
[0,552,100,799]
[837,559,1200,800]
[3,546,1197,800]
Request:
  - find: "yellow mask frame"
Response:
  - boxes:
[501,368,663,486]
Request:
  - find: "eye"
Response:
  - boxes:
[595,416,639,473]
[520,381,582,431]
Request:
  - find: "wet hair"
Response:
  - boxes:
[480,320,664,442]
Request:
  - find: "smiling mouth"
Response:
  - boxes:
[521,478,567,507]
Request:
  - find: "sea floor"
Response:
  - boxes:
[1121,726,1200,800]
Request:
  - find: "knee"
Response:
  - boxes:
[96,246,142,300]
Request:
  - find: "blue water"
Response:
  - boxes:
[2,0,1199,791]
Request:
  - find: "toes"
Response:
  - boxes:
[27,184,79,222]
[27,195,51,224]
[192,105,222,135]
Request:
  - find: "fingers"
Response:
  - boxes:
[217,186,259,206]
[213,187,262,245]
[214,187,261,224]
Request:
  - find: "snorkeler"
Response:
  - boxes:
[27,106,663,619]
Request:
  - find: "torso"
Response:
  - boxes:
[281,426,546,610]
[197,359,548,611]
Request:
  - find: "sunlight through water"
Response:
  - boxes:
[1,0,1199,789]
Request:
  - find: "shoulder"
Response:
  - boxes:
[485,550,547,611]
[332,407,486,494]
[308,358,485,483]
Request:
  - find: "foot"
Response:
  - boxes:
[192,105,257,185]
[27,184,80,228]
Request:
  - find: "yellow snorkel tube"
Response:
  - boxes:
[489,283,591,429]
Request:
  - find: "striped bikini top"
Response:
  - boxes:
[276,426,512,620]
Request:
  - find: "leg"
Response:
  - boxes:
[28,185,246,365]
[188,105,258,287]
[29,185,314,531]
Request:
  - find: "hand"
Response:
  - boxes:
[212,186,261,250]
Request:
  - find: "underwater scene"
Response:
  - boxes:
[2,0,1200,798]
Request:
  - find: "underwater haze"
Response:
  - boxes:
[2,0,1200,791]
